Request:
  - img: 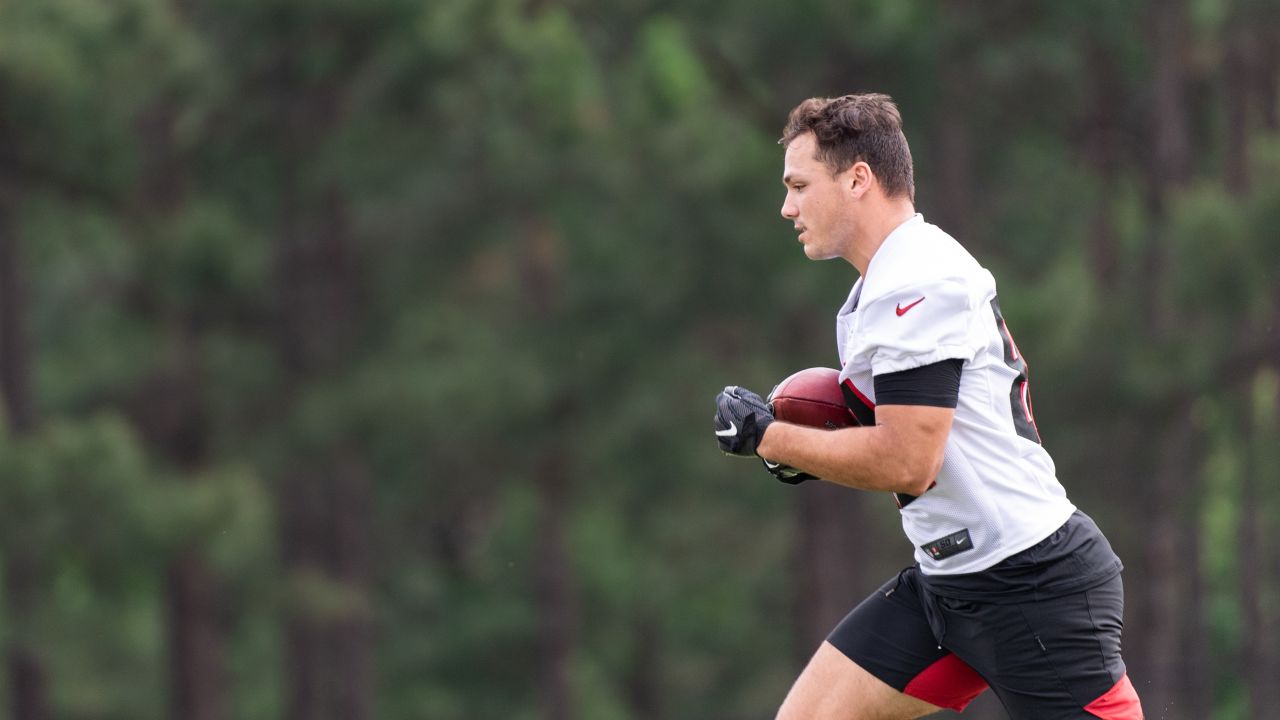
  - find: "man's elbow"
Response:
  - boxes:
[895,454,943,497]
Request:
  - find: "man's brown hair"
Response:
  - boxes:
[780,94,915,202]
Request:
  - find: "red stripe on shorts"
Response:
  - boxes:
[1084,673,1143,719]
[902,653,988,712]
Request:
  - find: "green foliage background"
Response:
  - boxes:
[1,0,1278,719]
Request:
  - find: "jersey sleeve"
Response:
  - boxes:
[850,279,985,376]
[874,359,963,407]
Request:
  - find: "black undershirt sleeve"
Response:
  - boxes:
[873,358,963,408]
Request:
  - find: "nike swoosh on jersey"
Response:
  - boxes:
[715,422,738,437]
[896,297,926,316]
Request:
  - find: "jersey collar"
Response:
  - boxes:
[864,213,924,282]
[840,214,924,319]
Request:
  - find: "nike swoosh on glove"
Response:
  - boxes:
[713,385,774,456]
[761,457,815,485]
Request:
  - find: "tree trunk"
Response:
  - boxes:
[274,138,324,720]
[1148,0,1191,192]
[329,449,375,720]
[1238,448,1263,718]
[1142,0,1191,340]
[1084,36,1121,290]
[1133,6,1195,709]
[626,609,661,720]
[793,483,868,661]
[161,430,229,720]
[0,189,34,438]
[518,214,578,720]
[1223,7,1251,196]
[0,172,52,720]
[1177,504,1210,720]
[273,171,372,720]
[167,554,228,720]
[130,86,232,720]
[1243,372,1280,716]
[1258,9,1279,131]
[534,454,576,720]
[4,561,48,720]
[1137,409,1193,718]
[932,8,976,251]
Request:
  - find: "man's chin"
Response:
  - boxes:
[802,243,838,261]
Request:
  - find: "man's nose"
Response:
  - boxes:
[781,198,797,219]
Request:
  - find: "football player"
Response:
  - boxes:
[714,94,1143,719]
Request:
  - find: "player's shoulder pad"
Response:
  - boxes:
[860,220,992,309]
[854,275,991,376]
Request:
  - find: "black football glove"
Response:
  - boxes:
[714,385,774,456]
[761,457,815,485]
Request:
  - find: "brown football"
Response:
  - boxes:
[770,367,857,429]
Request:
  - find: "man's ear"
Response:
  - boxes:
[848,161,873,198]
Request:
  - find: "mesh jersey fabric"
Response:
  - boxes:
[836,214,1076,575]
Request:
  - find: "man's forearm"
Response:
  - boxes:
[757,414,944,496]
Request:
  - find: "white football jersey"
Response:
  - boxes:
[836,214,1076,575]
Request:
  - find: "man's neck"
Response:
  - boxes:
[848,201,916,276]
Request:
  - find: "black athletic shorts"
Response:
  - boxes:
[827,512,1143,719]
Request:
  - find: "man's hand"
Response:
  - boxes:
[761,457,815,484]
[713,385,774,456]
